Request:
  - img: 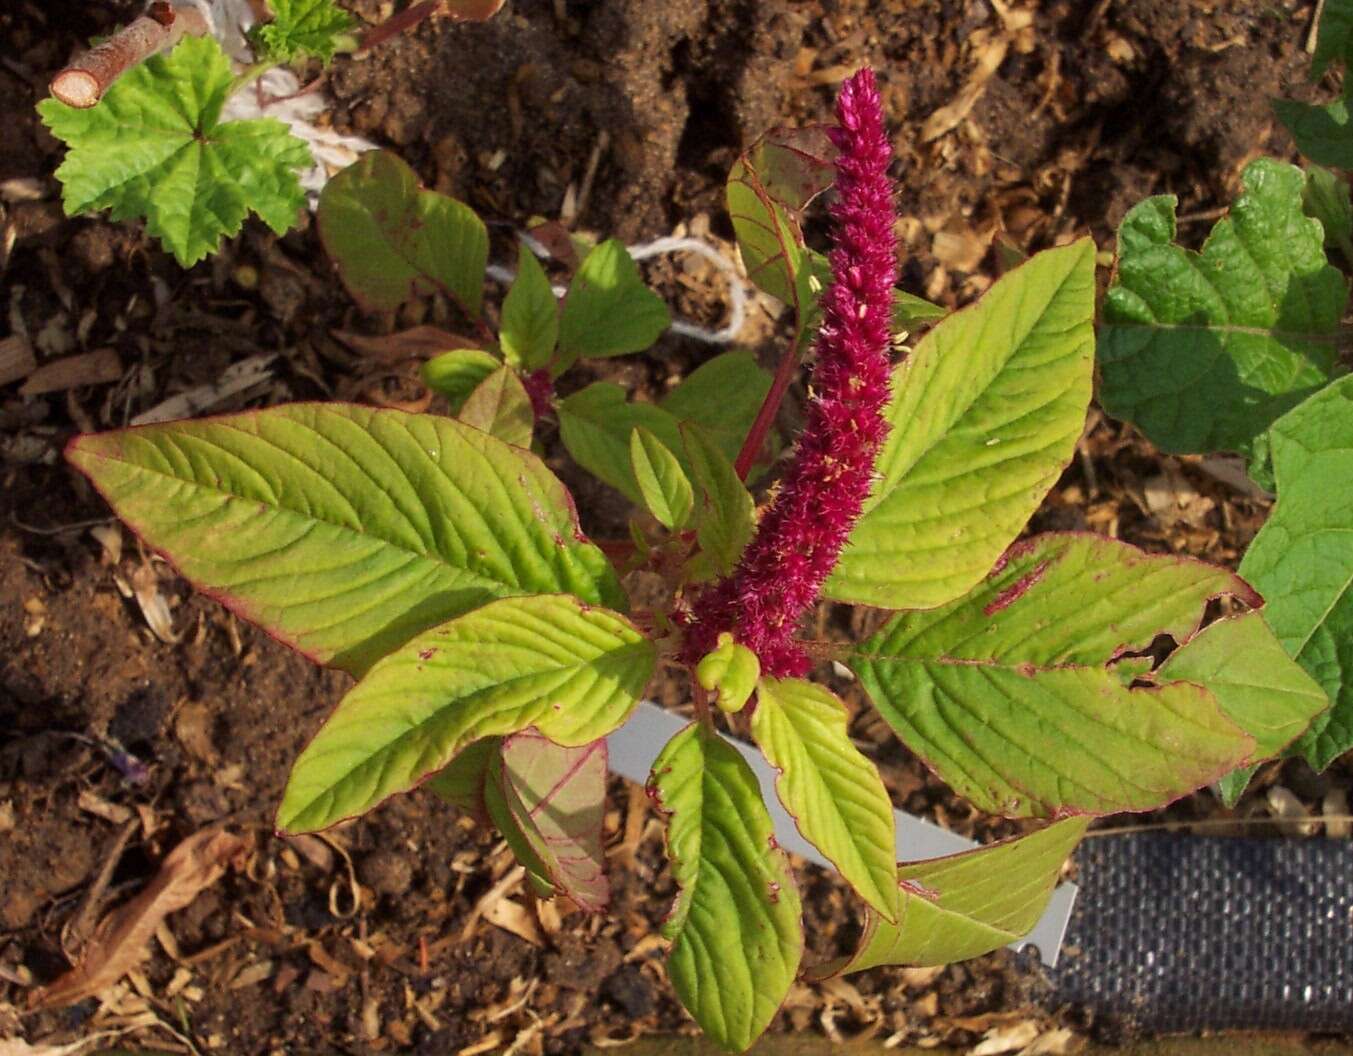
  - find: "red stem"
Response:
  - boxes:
[357,1,441,53]
[732,326,807,481]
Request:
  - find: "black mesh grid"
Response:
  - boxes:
[1050,833,1353,1031]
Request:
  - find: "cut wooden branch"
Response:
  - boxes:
[49,1,211,110]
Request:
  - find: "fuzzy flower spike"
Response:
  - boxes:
[681,67,899,677]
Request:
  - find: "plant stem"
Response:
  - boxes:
[733,323,810,481]
[49,1,210,109]
[356,0,441,53]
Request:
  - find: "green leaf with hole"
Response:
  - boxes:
[556,240,669,368]
[682,423,755,580]
[249,0,356,63]
[848,534,1258,817]
[458,365,534,448]
[650,723,802,1054]
[1239,375,1353,772]
[751,677,899,922]
[485,730,610,911]
[660,351,773,462]
[38,35,309,267]
[1157,611,1328,764]
[825,239,1095,610]
[501,242,559,371]
[318,150,488,318]
[812,818,1087,976]
[279,595,654,832]
[630,426,694,530]
[422,348,502,414]
[696,633,760,715]
[66,403,624,677]
[1098,159,1346,458]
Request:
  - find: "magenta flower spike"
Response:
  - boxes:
[681,67,899,676]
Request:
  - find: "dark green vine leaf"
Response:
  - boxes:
[650,723,802,1053]
[38,36,309,267]
[1239,375,1353,771]
[1274,90,1353,171]
[1098,158,1347,458]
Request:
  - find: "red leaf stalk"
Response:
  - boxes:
[679,67,898,677]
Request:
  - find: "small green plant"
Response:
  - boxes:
[65,71,1331,1052]
[36,0,504,267]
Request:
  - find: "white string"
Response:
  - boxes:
[173,0,746,345]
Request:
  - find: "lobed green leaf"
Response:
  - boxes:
[849,534,1258,817]
[826,239,1096,610]
[650,723,802,1053]
[751,677,900,922]
[38,36,309,267]
[1098,159,1347,459]
[67,403,624,676]
[1239,375,1353,771]
[318,150,488,318]
[279,595,655,832]
[249,0,356,63]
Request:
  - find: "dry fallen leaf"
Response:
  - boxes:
[131,563,179,645]
[971,1020,1040,1055]
[29,828,245,1009]
[18,348,122,396]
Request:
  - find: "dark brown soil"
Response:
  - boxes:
[0,0,1345,1052]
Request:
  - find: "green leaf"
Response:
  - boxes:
[825,239,1096,610]
[1312,0,1353,77]
[726,127,834,310]
[66,403,624,677]
[630,427,694,531]
[893,289,947,331]
[249,0,356,63]
[421,348,502,414]
[814,818,1088,975]
[458,365,534,448]
[751,677,899,923]
[279,595,655,832]
[1239,375,1353,771]
[557,240,669,367]
[425,737,499,823]
[695,633,760,715]
[318,150,488,318]
[485,730,610,911]
[1216,764,1259,808]
[660,351,773,461]
[681,423,756,580]
[38,36,309,267]
[558,383,684,505]
[1098,159,1347,457]
[1157,611,1328,763]
[650,723,802,1053]
[1304,165,1353,261]
[501,243,559,371]
[1275,93,1353,173]
[848,534,1258,817]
